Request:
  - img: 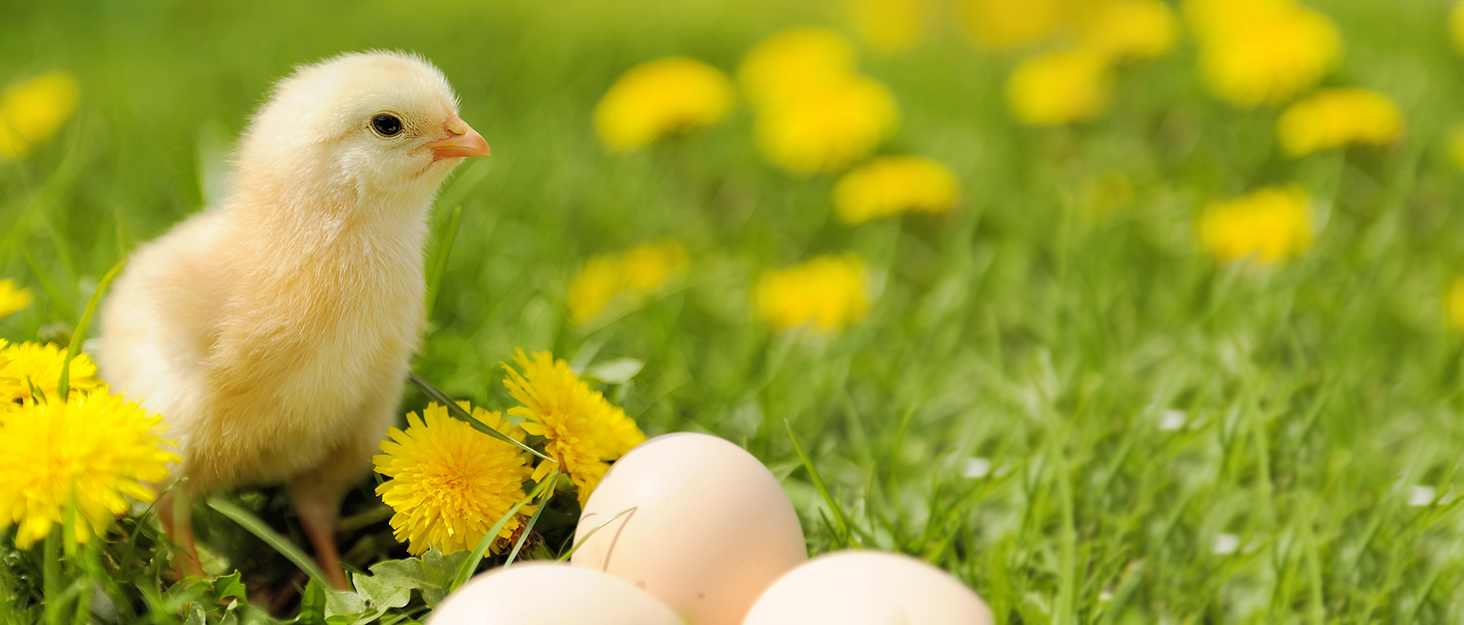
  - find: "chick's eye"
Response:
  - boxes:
[371,114,403,137]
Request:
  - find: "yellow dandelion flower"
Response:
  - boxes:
[568,256,622,325]
[620,240,689,296]
[755,254,871,333]
[1448,278,1464,332]
[0,71,80,159]
[958,0,1068,51]
[1185,0,1341,108]
[1184,0,1294,41]
[738,27,859,111]
[567,240,688,324]
[832,156,961,224]
[755,76,899,177]
[1199,186,1313,265]
[849,0,927,53]
[1276,88,1403,156]
[0,389,176,549]
[1452,1,1464,54]
[0,280,33,320]
[1449,126,1464,172]
[373,402,534,556]
[1075,0,1179,61]
[1006,48,1114,126]
[593,57,735,152]
[0,342,100,404]
[503,350,646,508]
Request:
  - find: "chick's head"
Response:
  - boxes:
[236,51,489,209]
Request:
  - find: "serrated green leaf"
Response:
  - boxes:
[185,603,207,625]
[366,558,429,589]
[212,571,247,602]
[352,570,412,611]
[298,579,327,625]
[322,589,365,618]
[418,550,469,607]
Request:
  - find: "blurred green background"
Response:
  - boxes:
[7,0,1464,621]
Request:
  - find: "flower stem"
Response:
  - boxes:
[43,529,63,625]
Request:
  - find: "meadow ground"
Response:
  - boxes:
[3,0,1464,622]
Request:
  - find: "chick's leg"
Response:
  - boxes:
[288,464,355,590]
[287,425,386,591]
[158,482,206,580]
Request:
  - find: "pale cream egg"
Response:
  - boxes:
[571,432,808,625]
[742,550,994,625]
[428,562,685,624]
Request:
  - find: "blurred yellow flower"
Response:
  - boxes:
[0,72,80,159]
[1448,278,1464,332]
[1276,88,1403,156]
[568,256,621,325]
[0,390,176,549]
[1185,0,1341,108]
[621,239,689,295]
[738,27,859,111]
[0,342,100,403]
[1075,0,1180,61]
[958,0,1067,50]
[832,156,960,224]
[1006,48,1113,126]
[1199,186,1313,265]
[0,280,32,320]
[755,254,871,333]
[374,402,534,556]
[849,0,927,52]
[755,76,899,176]
[568,240,688,324]
[503,349,646,508]
[1449,126,1464,171]
[1453,1,1464,54]
[593,57,735,152]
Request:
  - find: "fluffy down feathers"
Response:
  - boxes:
[98,51,489,586]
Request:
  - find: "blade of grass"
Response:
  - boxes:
[785,420,853,547]
[407,373,555,464]
[450,474,554,590]
[425,204,463,320]
[206,498,332,590]
[58,258,126,401]
[1052,440,1078,625]
[434,158,493,215]
[503,468,556,567]
[558,506,637,562]
[21,248,72,322]
[25,376,47,405]
[70,540,98,625]
[43,531,63,625]
[120,479,181,576]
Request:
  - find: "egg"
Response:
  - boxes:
[428,562,685,625]
[742,550,994,625]
[571,432,807,625]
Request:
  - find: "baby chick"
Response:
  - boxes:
[98,51,489,588]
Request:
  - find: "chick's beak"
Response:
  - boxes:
[426,116,490,160]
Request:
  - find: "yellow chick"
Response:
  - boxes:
[97,51,490,588]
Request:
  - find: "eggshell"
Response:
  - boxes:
[742,550,994,625]
[428,562,685,625]
[571,432,807,625]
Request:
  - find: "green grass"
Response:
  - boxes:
[5,0,1464,622]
